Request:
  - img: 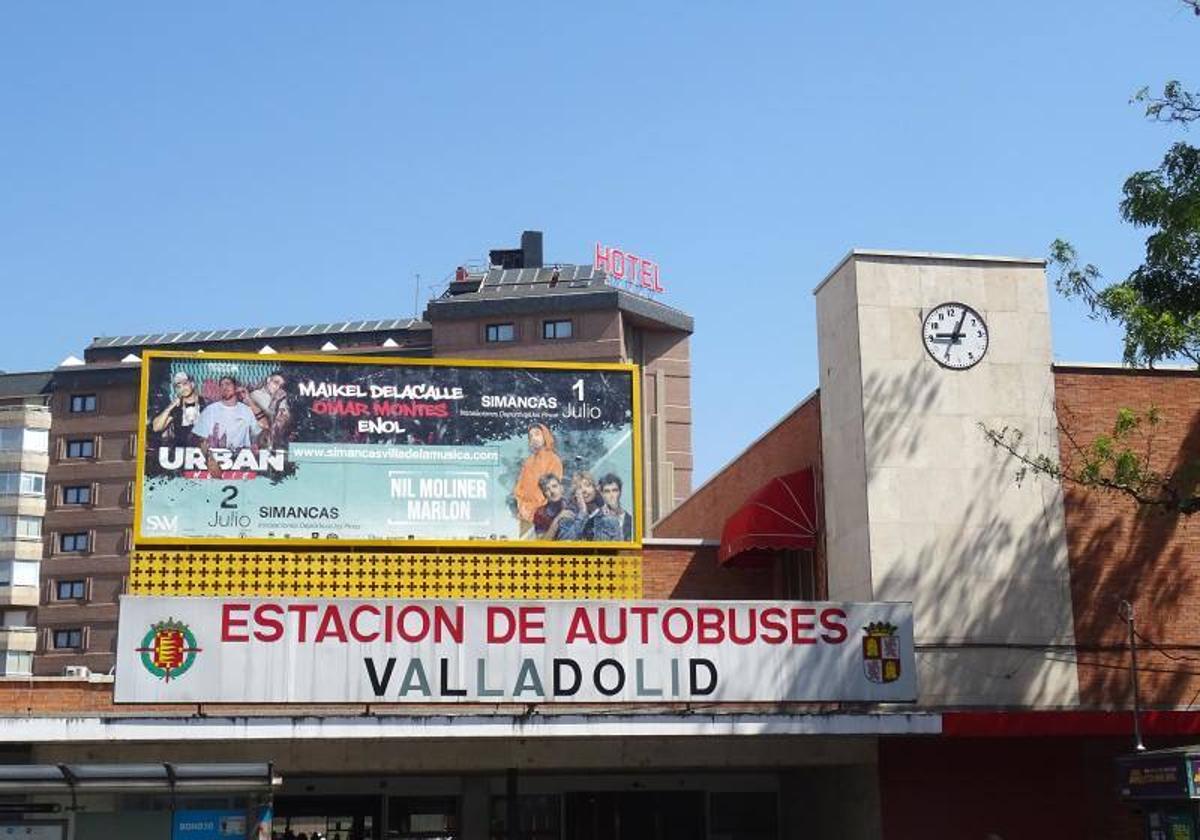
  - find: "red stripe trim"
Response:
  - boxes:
[941,710,1200,737]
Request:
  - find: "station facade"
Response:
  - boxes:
[0,237,1196,839]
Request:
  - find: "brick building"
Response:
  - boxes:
[32,231,694,677]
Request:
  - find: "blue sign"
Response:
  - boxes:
[172,810,246,840]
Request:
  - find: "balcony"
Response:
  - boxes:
[0,586,38,608]
[0,627,36,652]
[0,495,46,518]
[0,405,51,430]
[0,540,44,562]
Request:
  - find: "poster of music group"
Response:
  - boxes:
[136,352,640,547]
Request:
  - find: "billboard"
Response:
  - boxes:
[135,352,641,548]
[114,596,917,704]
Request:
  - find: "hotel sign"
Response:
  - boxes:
[115,596,916,704]
[594,243,664,294]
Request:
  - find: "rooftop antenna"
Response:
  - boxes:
[413,273,421,319]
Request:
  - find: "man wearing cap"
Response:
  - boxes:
[150,371,206,444]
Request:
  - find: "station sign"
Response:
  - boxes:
[115,596,916,704]
[135,352,640,548]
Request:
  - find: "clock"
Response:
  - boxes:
[922,302,988,370]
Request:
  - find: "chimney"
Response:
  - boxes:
[520,230,543,269]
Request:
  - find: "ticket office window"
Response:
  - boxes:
[386,796,458,840]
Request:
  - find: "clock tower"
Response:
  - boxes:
[814,250,1079,707]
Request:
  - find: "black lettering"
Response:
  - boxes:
[594,659,625,696]
[364,657,396,696]
[553,659,582,696]
[439,657,466,696]
[689,658,718,696]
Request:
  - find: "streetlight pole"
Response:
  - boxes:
[1119,599,1146,752]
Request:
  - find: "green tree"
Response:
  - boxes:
[986,3,1200,514]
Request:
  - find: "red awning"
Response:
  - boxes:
[719,468,818,565]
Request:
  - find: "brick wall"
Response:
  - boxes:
[653,393,821,539]
[642,545,774,599]
[1056,367,1200,709]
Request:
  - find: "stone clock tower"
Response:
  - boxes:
[815,250,1079,706]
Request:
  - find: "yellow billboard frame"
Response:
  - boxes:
[134,349,643,551]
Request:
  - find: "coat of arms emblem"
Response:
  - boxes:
[862,621,901,684]
[136,618,201,682]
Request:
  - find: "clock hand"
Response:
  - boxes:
[950,308,968,341]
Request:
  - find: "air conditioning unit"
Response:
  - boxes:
[63,665,90,678]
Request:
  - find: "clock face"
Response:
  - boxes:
[922,302,988,370]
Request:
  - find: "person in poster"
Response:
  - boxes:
[150,371,205,444]
[552,470,602,541]
[584,472,634,541]
[247,370,292,449]
[512,423,562,536]
[193,375,268,475]
[532,473,568,538]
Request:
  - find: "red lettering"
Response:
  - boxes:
[630,606,658,643]
[565,607,596,643]
[487,606,516,643]
[252,603,284,642]
[594,242,610,272]
[640,259,654,289]
[820,608,848,644]
[397,605,430,642]
[611,249,626,279]
[760,607,788,644]
[315,606,348,643]
[653,262,663,292]
[434,605,464,643]
[288,604,318,642]
[727,608,757,645]
[597,606,627,644]
[662,607,694,643]
[519,606,546,643]
[791,607,817,645]
[349,605,380,642]
[222,603,250,642]
[384,604,394,643]
[697,607,725,643]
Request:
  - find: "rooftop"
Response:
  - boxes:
[88,317,429,351]
[429,265,693,333]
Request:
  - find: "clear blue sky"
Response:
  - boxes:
[1,2,1195,484]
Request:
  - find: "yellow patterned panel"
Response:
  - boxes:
[129,551,643,599]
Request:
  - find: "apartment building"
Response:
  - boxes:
[0,372,52,676]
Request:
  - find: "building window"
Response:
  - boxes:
[59,532,89,553]
[542,319,573,340]
[0,651,32,676]
[486,323,516,343]
[56,580,86,600]
[65,439,95,459]
[781,550,817,600]
[0,560,39,588]
[62,485,91,505]
[0,473,45,496]
[0,428,48,455]
[0,516,42,541]
[53,629,83,649]
[69,394,97,414]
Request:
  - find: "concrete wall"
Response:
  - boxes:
[816,251,1079,707]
